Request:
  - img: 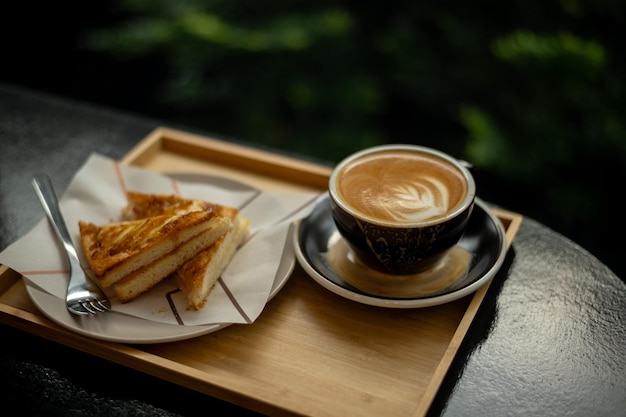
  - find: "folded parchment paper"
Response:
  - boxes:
[0,153,320,326]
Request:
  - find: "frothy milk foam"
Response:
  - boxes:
[335,150,468,225]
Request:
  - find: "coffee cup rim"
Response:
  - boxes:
[328,144,476,227]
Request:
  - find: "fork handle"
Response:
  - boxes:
[32,173,81,262]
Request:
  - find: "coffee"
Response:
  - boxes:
[333,149,468,225]
[328,144,476,275]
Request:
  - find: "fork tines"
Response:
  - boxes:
[75,299,111,315]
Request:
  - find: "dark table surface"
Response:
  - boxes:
[1,82,625,417]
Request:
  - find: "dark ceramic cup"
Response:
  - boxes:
[328,145,476,275]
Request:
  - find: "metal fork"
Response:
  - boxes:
[32,173,111,316]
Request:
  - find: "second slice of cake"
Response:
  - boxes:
[123,192,250,309]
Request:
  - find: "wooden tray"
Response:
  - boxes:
[0,127,522,417]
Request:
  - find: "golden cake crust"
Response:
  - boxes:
[79,210,229,289]
[123,192,217,218]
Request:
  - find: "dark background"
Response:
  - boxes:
[2,1,624,280]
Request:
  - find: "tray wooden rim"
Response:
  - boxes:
[0,126,523,417]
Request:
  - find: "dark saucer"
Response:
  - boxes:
[293,195,507,308]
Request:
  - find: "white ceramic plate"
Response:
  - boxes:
[294,196,507,308]
[24,173,296,344]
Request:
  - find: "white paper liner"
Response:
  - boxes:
[0,153,320,326]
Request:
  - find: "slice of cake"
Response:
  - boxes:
[123,192,250,309]
[174,205,250,309]
[79,210,232,303]
[122,192,213,219]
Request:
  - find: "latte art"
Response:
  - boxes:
[334,150,468,225]
[384,177,450,222]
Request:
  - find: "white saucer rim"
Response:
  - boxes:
[293,198,507,309]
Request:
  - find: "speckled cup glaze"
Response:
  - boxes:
[329,145,476,275]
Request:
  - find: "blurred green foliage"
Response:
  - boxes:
[75,0,625,277]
